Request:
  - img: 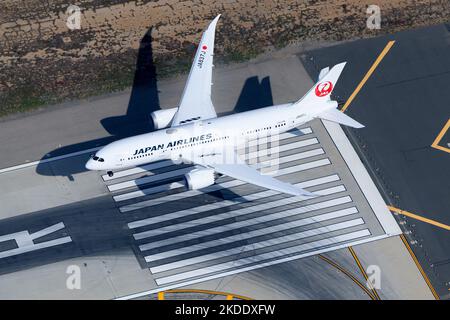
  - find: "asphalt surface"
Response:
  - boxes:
[0,196,130,275]
[301,23,450,297]
[0,27,436,299]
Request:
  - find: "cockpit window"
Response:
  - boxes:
[91,155,104,162]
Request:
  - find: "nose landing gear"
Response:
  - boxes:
[107,171,114,177]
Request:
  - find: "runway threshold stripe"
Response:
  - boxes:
[133,186,347,242]
[151,219,365,274]
[150,218,364,273]
[108,167,192,192]
[108,137,320,192]
[113,181,187,202]
[155,229,371,285]
[102,127,313,181]
[128,174,340,230]
[114,147,324,202]
[143,207,359,260]
[103,160,175,181]
[121,158,331,213]
[138,195,352,251]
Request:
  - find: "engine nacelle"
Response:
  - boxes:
[150,107,178,129]
[184,168,215,190]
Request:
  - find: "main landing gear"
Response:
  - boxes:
[107,171,114,177]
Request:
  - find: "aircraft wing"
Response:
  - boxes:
[171,15,220,127]
[182,150,317,197]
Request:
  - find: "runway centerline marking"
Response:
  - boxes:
[340,41,395,113]
[431,119,450,154]
[388,206,450,231]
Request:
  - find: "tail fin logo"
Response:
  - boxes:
[315,81,333,97]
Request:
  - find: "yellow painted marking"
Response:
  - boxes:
[157,291,165,300]
[431,119,450,153]
[400,234,440,300]
[161,289,252,300]
[388,206,450,231]
[318,254,376,300]
[348,246,381,300]
[341,41,396,113]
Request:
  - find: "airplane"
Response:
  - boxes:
[85,14,364,197]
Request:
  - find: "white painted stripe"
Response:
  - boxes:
[103,160,175,181]
[135,196,352,246]
[108,138,320,192]
[244,129,314,149]
[0,147,99,174]
[0,237,72,259]
[108,167,193,192]
[113,181,186,202]
[155,229,370,284]
[29,222,66,240]
[143,207,358,260]
[151,218,364,273]
[103,127,313,181]
[247,140,321,167]
[136,194,350,248]
[132,188,348,243]
[129,175,341,230]
[114,148,324,202]
[121,158,331,212]
[0,231,28,244]
[116,234,390,300]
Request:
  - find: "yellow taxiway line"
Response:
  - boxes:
[431,119,450,153]
[318,254,376,300]
[348,246,381,300]
[156,289,252,300]
[388,206,450,231]
[341,41,396,113]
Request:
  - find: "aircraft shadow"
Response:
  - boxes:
[36,30,276,181]
[36,27,160,177]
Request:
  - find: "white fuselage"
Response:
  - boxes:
[85,102,315,171]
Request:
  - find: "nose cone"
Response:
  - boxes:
[85,159,96,170]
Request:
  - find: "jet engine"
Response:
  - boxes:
[184,168,215,190]
[150,108,178,129]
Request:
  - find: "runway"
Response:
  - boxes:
[0,38,434,299]
[98,117,398,288]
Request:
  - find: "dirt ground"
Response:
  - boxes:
[0,0,449,116]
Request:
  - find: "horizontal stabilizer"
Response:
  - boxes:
[317,67,330,81]
[318,108,364,128]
